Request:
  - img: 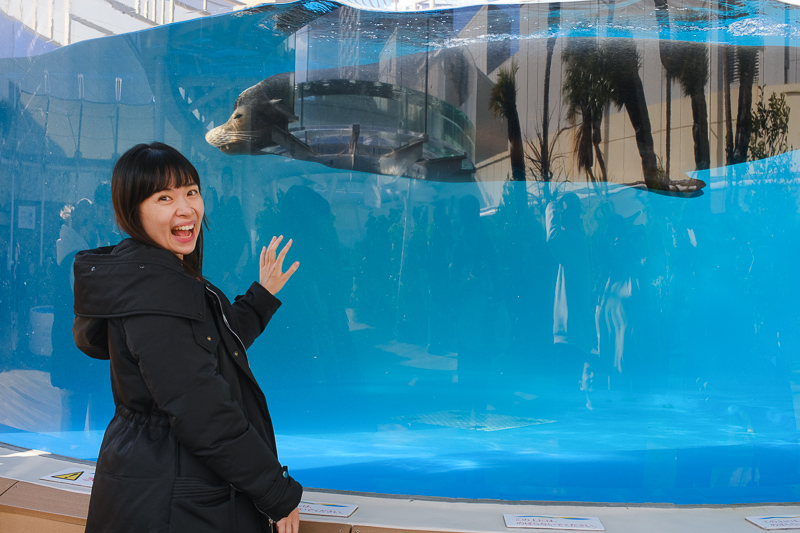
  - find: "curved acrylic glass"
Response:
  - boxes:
[2,0,800,504]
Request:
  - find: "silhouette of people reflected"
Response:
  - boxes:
[205,167,251,296]
[92,181,119,246]
[546,193,595,407]
[451,195,505,410]
[50,199,108,432]
[595,213,644,392]
[255,185,354,389]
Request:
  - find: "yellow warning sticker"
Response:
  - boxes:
[42,468,95,487]
[53,471,83,481]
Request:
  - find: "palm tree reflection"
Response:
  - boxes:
[562,39,610,183]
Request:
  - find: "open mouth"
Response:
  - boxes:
[172,224,195,240]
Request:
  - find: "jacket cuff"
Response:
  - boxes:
[239,282,282,313]
[253,470,303,521]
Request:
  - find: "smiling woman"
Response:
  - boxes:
[110,142,208,276]
[69,142,303,533]
[138,184,204,260]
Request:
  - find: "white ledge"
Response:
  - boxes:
[1,442,799,533]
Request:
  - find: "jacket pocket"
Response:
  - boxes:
[191,320,220,354]
[169,477,231,533]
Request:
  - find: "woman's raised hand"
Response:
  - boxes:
[259,235,299,295]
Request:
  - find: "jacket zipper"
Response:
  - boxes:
[205,285,278,523]
[204,285,248,359]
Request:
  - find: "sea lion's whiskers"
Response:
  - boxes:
[228,131,263,139]
[217,132,260,142]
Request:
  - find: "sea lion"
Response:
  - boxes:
[205,47,481,182]
[205,72,297,155]
[205,71,477,181]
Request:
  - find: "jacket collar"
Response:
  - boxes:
[73,238,206,320]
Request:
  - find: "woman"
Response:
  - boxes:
[72,142,302,532]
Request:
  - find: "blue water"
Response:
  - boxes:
[2,0,800,504]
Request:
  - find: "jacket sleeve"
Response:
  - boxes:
[230,282,282,349]
[122,313,302,520]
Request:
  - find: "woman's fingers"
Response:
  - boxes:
[275,508,300,533]
[270,235,283,255]
[260,237,280,269]
[258,236,298,295]
[266,238,276,262]
[275,238,293,268]
[265,236,286,263]
[284,261,300,280]
[264,238,292,268]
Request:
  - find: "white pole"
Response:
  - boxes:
[64,0,70,45]
[31,0,37,37]
[48,0,54,39]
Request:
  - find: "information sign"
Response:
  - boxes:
[746,516,800,530]
[298,501,358,518]
[18,206,36,230]
[504,514,605,531]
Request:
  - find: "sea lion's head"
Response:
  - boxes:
[206,73,297,155]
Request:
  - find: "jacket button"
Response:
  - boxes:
[234,351,239,356]
[139,264,145,269]
[90,266,96,271]
[207,336,212,342]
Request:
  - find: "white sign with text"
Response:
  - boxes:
[298,501,358,518]
[746,516,800,530]
[504,514,605,531]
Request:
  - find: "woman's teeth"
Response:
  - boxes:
[172,224,194,236]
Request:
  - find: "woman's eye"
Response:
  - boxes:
[159,195,171,201]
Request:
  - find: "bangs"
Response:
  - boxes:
[136,147,201,199]
[152,166,199,192]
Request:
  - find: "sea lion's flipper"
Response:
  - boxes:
[379,139,424,177]
[629,177,707,197]
[271,127,318,159]
[643,187,706,198]
[268,99,299,122]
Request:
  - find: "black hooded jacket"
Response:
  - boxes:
[73,238,302,532]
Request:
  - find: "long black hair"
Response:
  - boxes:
[111,142,206,277]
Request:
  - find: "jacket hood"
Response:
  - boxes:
[73,238,206,320]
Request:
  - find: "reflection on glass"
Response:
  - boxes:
[2,0,800,505]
